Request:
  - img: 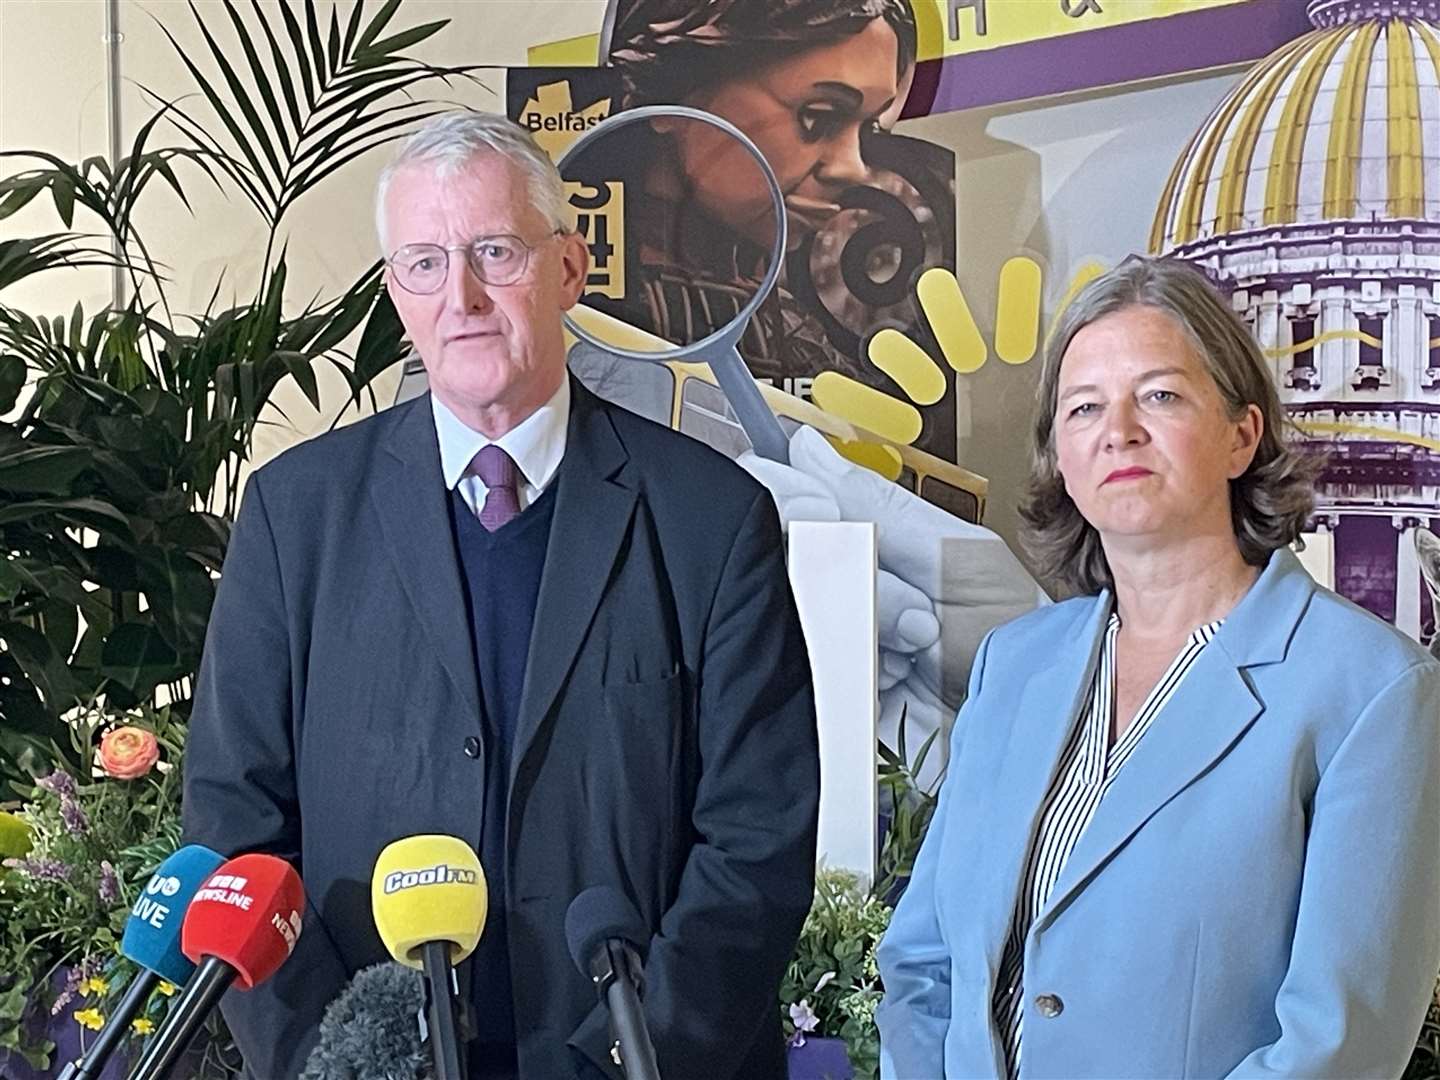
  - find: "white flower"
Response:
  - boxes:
[788,999,820,1047]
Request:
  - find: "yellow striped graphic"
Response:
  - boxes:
[1263,328,1385,357]
[1388,21,1425,218]
[1265,27,1349,223]
[1217,34,1309,234]
[867,329,947,405]
[1294,420,1440,453]
[996,257,1043,365]
[1323,22,1380,218]
[917,267,988,374]
[1168,35,1316,247]
[812,371,924,446]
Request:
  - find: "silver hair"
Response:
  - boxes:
[1019,255,1321,596]
[374,111,572,252]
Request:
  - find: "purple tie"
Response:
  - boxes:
[471,445,521,532]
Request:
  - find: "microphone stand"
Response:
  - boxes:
[58,969,157,1080]
[420,941,467,1080]
[588,939,661,1080]
[129,957,233,1080]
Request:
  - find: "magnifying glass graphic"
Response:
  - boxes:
[558,105,792,464]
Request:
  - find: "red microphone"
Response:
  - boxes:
[128,853,305,1080]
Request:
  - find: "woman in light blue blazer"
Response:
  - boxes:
[877,257,1440,1079]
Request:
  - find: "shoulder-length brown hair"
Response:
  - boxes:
[1019,257,1320,596]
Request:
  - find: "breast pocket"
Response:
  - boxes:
[601,669,691,810]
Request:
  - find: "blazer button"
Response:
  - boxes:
[1034,993,1064,1019]
[463,736,481,759]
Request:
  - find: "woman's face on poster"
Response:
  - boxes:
[657,18,904,250]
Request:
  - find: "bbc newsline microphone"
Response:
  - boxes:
[371,834,487,1080]
[565,886,662,1080]
[55,844,226,1080]
[127,852,306,1080]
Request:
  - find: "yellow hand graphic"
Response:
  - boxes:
[812,258,1105,478]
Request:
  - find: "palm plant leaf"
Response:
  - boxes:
[0,235,118,292]
[149,0,484,232]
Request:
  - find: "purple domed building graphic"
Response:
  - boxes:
[1153,0,1440,645]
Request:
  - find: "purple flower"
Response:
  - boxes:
[7,855,71,883]
[787,1000,820,1048]
[98,860,119,905]
[59,794,89,836]
[52,966,83,1015]
[36,770,77,798]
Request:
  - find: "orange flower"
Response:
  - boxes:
[98,726,160,780]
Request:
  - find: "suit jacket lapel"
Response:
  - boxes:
[1033,549,1316,932]
[513,379,637,779]
[370,397,480,717]
[972,595,1113,977]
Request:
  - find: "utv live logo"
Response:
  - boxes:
[130,871,183,928]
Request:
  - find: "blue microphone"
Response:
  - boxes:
[57,844,225,1080]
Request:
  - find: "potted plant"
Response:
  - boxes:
[0,705,227,1075]
[780,721,942,1080]
[782,868,890,1080]
[0,0,483,1070]
[0,0,481,794]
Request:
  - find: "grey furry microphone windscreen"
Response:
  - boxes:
[300,962,432,1080]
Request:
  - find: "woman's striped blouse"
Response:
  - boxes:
[992,610,1224,1079]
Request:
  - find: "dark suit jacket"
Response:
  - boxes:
[182,379,820,1078]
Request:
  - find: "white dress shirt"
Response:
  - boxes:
[430,379,570,515]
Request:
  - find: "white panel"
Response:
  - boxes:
[1295,531,1335,590]
[1398,525,1423,642]
[788,522,877,883]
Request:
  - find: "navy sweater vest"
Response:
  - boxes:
[449,481,556,1075]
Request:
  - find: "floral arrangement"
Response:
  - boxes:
[778,720,942,1080]
[782,868,892,1079]
[0,704,238,1074]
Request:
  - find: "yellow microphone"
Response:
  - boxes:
[371,835,486,1080]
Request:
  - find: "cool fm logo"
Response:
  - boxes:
[381,862,480,894]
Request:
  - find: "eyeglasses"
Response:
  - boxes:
[385,230,565,295]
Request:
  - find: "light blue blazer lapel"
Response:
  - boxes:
[1033,549,1316,932]
[971,594,1113,978]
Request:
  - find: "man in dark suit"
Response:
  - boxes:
[182,111,819,1079]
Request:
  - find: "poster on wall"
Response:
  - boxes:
[507,0,962,466]
[1148,0,1440,648]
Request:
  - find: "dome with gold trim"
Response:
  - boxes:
[1150,0,1440,645]
[1151,0,1440,260]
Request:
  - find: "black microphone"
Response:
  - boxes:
[565,886,662,1080]
[300,963,433,1080]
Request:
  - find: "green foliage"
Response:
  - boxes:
[782,868,891,1080]
[779,722,943,1080]
[876,708,941,903]
[0,0,479,791]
